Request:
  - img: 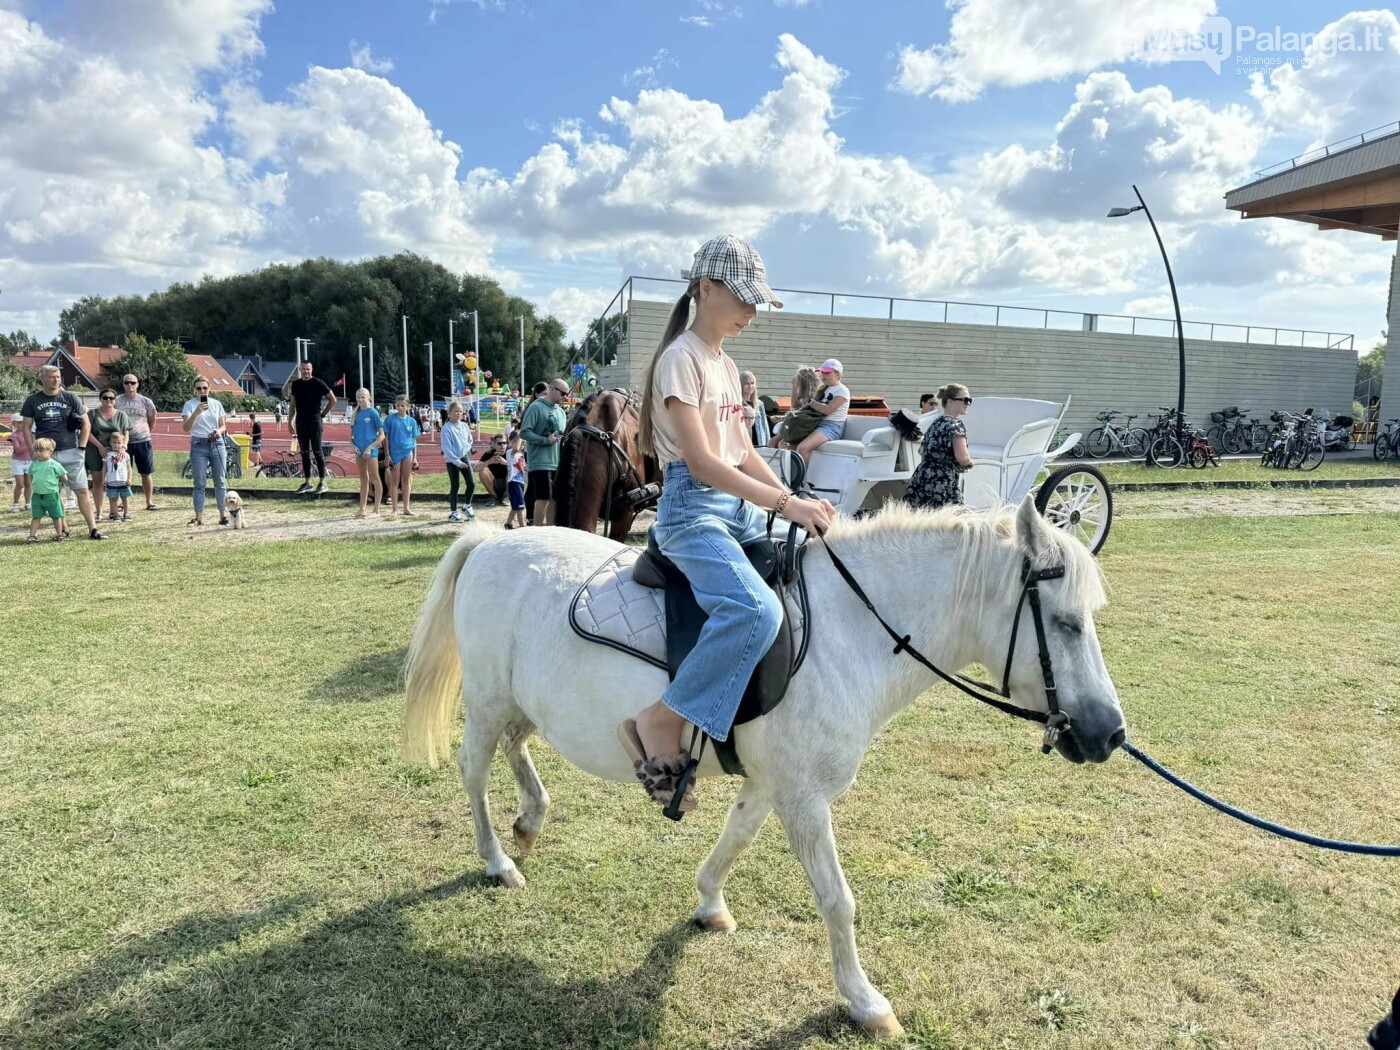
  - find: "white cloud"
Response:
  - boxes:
[64,0,271,70]
[895,0,1215,102]
[1249,9,1400,146]
[349,40,395,75]
[981,72,1267,222]
[623,48,679,88]
[681,15,713,27]
[466,34,1142,299]
[225,67,491,272]
[543,286,618,341]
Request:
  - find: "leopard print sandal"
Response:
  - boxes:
[617,720,697,813]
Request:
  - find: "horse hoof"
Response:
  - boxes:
[512,819,538,856]
[858,1014,904,1041]
[493,866,527,890]
[693,909,737,934]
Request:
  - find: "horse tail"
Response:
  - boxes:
[402,526,490,768]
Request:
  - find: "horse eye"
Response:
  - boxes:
[1054,617,1083,635]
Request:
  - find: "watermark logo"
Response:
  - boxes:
[1137,17,1387,74]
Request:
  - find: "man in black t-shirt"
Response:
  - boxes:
[282,361,337,493]
[20,364,106,539]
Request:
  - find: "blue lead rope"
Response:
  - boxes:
[1122,741,1400,857]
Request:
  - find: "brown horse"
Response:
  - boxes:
[553,389,660,542]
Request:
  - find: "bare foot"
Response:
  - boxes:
[356,510,367,519]
[402,509,416,517]
[634,700,686,758]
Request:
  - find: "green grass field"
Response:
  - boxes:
[2,496,1397,1048]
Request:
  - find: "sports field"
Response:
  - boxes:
[2,491,1397,1048]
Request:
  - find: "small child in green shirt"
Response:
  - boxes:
[27,438,68,542]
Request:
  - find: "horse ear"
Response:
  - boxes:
[1015,495,1050,559]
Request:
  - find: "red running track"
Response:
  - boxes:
[147,417,501,473]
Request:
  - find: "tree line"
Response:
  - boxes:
[46,253,579,402]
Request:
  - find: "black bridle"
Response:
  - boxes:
[819,539,1071,753]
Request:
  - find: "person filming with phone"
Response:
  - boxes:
[181,378,230,527]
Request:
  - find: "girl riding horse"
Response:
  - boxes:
[619,235,834,812]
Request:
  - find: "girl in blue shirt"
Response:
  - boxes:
[349,388,385,517]
[440,400,475,522]
[384,395,422,517]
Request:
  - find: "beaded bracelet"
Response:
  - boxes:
[774,491,792,516]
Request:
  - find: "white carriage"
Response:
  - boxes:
[762,396,1113,554]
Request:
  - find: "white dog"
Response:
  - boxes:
[225,490,246,529]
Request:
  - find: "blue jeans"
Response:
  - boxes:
[190,436,227,517]
[654,463,783,741]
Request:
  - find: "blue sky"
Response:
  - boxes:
[3,0,1397,351]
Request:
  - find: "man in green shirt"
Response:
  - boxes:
[519,379,569,526]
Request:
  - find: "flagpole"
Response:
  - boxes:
[401,314,410,403]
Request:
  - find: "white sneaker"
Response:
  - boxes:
[65,497,77,509]
[9,503,19,513]
[448,510,462,523]
[464,505,475,520]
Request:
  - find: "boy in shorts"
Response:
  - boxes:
[104,432,134,522]
[27,438,68,542]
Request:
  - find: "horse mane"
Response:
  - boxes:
[823,501,1106,615]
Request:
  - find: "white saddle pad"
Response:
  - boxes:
[569,547,808,672]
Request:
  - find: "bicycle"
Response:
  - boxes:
[180,443,243,480]
[253,447,348,479]
[1206,407,1254,454]
[1146,408,1188,468]
[1188,429,1220,469]
[1085,411,1147,459]
[1372,418,1400,462]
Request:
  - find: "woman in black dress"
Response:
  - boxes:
[905,383,975,511]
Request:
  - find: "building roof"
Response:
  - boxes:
[1226,125,1400,239]
[43,341,128,389]
[10,352,51,373]
[186,355,241,392]
[216,355,266,382]
[259,360,298,389]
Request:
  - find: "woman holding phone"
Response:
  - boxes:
[181,377,230,526]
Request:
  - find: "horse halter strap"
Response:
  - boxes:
[819,539,1070,754]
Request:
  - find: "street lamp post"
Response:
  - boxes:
[357,343,364,392]
[368,337,375,402]
[1109,185,1187,466]
[517,315,526,398]
[424,341,435,435]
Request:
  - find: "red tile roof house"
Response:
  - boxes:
[15,340,240,401]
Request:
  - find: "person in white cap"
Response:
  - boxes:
[790,358,850,464]
[617,234,836,815]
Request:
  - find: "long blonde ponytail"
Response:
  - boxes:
[637,280,700,457]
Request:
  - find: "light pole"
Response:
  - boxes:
[401,314,411,403]
[1109,185,1187,466]
[424,341,435,434]
[368,337,375,402]
[517,315,526,398]
[357,343,364,392]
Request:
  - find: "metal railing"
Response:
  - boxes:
[1251,120,1400,180]
[600,276,1354,352]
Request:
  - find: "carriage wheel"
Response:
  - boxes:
[1034,463,1112,556]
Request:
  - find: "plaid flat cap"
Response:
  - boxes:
[683,235,783,308]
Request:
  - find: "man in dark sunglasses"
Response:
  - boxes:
[114,373,160,510]
[476,436,511,503]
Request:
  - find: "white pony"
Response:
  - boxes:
[403,498,1126,1039]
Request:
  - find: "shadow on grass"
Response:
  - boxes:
[310,646,408,703]
[5,877,707,1050]
[371,551,447,572]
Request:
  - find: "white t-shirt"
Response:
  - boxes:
[649,331,749,468]
[819,382,851,424]
[182,397,226,439]
[104,450,131,485]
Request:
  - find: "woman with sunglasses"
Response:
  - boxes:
[905,383,975,511]
[85,387,131,521]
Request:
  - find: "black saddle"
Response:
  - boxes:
[632,524,808,776]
